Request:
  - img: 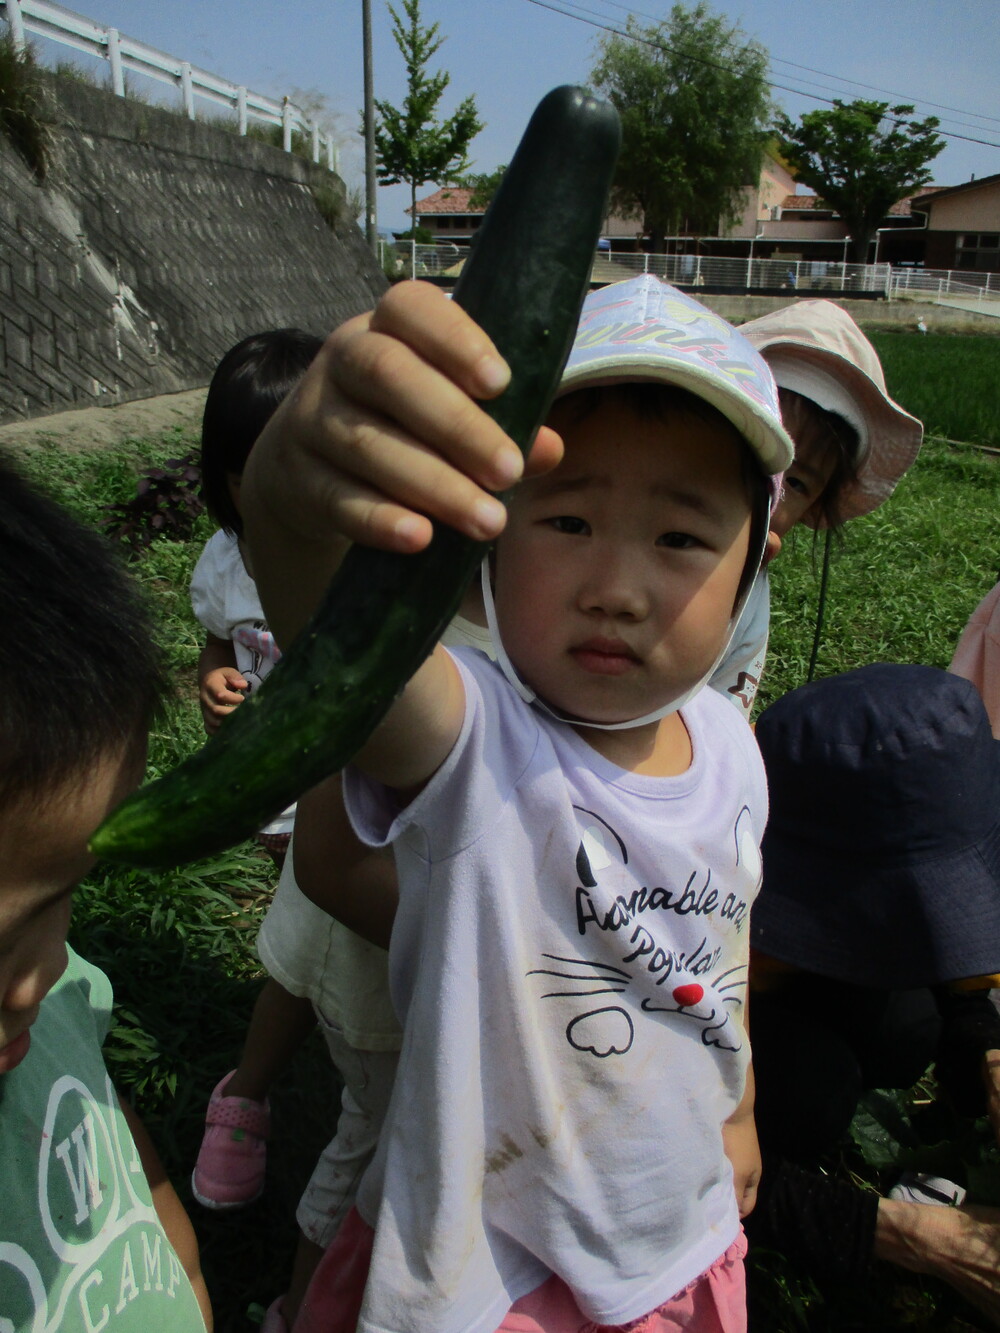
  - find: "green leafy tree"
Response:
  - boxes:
[590,3,771,253]
[459,163,507,210]
[373,0,482,227]
[776,100,945,263]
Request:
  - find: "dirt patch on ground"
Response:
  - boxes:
[0,389,207,454]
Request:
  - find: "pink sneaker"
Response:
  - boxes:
[191,1072,270,1210]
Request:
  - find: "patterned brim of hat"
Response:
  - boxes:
[752,664,1000,988]
[739,299,923,526]
[560,275,795,481]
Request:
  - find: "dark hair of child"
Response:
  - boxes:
[0,456,167,809]
[554,382,772,606]
[778,387,862,532]
[200,329,324,537]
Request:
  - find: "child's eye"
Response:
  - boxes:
[784,475,809,497]
[548,515,589,535]
[657,532,700,549]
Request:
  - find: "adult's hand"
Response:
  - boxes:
[983,1049,1000,1147]
[876,1198,1000,1326]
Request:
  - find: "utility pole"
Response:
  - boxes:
[362,0,378,255]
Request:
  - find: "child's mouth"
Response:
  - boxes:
[571,639,640,676]
[0,1028,31,1074]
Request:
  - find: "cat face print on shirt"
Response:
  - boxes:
[527,805,761,1058]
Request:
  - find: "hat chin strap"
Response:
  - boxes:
[479,520,766,731]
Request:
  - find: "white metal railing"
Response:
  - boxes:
[592,253,893,295]
[384,243,1000,305]
[384,242,894,294]
[1,0,340,170]
[888,267,1000,304]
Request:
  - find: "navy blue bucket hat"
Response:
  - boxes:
[752,663,1000,987]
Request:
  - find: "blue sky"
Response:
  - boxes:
[24,0,1000,231]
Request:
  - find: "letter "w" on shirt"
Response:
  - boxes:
[54,1111,104,1223]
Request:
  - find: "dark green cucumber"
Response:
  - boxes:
[89,85,621,867]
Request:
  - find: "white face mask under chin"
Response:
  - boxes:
[478,518,766,731]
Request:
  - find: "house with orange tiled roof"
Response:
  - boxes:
[408,155,968,268]
[409,186,484,243]
[409,185,644,250]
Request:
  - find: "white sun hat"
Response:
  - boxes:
[740,299,923,525]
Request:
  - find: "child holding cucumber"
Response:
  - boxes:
[243,274,794,1333]
[0,458,211,1329]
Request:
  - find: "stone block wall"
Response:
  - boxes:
[0,74,387,422]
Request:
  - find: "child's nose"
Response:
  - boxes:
[579,548,648,619]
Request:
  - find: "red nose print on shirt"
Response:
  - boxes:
[672,983,704,1008]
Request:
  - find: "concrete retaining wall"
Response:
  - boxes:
[0,74,387,423]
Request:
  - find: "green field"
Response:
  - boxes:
[7,327,1000,1331]
[763,430,1000,713]
[870,331,1000,448]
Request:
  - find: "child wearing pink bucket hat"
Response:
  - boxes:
[710,299,923,715]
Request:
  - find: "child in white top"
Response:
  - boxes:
[190,329,323,809]
[243,276,795,1333]
[189,330,327,1221]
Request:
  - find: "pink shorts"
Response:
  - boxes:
[295,1208,747,1333]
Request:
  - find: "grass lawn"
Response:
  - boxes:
[7,327,1000,1331]
[870,331,1000,449]
[762,429,1000,713]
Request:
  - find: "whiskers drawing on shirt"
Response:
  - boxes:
[529,954,631,1000]
[639,961,747,1052]
[525,805,752,1058]
[528,952,747,1056]
[527,954,636,1058]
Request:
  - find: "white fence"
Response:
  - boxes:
[1,0,339,170]
[388,243,894,295]
[388,243,1000,305]
[591,252,892,295]
[888,266,1000,304]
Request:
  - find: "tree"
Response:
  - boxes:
[590,4,772,253]
[459,163,507,210]
[373,0,483,227]
[776,100,945,264]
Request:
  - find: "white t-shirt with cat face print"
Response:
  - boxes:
[343,648,767,1333]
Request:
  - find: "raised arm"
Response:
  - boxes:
[242,281,560,649]
[241,281,560,791]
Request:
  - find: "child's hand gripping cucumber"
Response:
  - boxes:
[89,85,621,867]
